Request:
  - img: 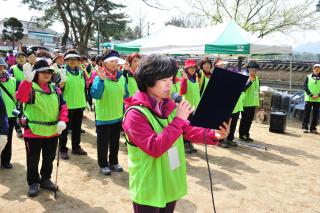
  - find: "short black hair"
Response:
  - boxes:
[135,54,177,92]
[27,50,36,57]
[199,57,213,70]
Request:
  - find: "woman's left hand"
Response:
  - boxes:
[214,118,232,140]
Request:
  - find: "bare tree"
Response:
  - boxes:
[186,0,320,37]
[165,15,206,28]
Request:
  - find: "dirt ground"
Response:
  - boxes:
[0,111,319,213]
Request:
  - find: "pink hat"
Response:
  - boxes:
[184,59,197,69]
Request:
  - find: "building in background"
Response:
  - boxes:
[0,18,62,51]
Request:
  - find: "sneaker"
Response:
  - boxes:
[72,148,87,155]
[218,140,230,148]
[100,166,111,175]
[246,137,254,142]
[310,129,319,134]
[40,179,58,192]
[1,163,13,169]
[303,129,309,133]
[16,129,23,138]
[239,135,249,142]
[226,139,238,147]
[28,183,39,197]
[110,164,123,172]
[60,151,69,160]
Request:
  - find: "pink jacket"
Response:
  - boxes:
[122,91,218,158]
[16,80,68,139]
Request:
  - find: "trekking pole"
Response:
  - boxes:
[54,141,60,199]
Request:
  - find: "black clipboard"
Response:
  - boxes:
[190,67,249,129]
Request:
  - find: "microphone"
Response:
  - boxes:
[171,92,182,103]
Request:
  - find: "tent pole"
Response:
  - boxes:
[289,53,293,93]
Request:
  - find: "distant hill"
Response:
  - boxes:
[294,41,320,54]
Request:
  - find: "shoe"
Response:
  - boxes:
[40,179,58,192]
[28,183,39,197]
[246,137,254,142]
[81,129,86,134]
[16,129,23,138]
[189,143,197,153]
[72,148,87,155]
[226,139,238,147]
[184,143,193,154]
[1,163,13,169]
[310,129,319,134]
[100,166,111,175]
[239,135,249,142]
[110,164,123,172]
[218,140,230,148]
[303,129,309,133]
[60,151,69,160]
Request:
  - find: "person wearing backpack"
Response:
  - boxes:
[16,60,68,197]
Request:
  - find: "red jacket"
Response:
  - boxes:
[16,80,68,138]
[122,91,218,158]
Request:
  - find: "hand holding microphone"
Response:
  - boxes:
[171,93,194,121]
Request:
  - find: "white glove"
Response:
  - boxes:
[57,121,67,134]
[23,63,36,82]
[60,69,67,83]
[0,135,8,153]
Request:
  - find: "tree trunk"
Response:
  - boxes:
[11,30,15,50]
[56,0,70,47]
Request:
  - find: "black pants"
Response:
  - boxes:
[239,107,256,137]
[24,137,58,185]
[59,108,84,152]
[227,112,240,141]
[96,122,121,168]
[302,101,320,130]
[133,201,176,213]
[1,117,15,165]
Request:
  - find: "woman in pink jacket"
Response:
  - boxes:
[122,55,230,213]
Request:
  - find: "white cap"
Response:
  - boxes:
[313,64,320,68]
[104,56,126,65]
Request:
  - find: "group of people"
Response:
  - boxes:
[0,46,319,213]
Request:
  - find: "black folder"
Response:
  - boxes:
[190,67,249,129]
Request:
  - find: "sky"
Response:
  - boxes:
[0,0,320,49]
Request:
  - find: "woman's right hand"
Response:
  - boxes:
[176,99,194,121]
[97,67,106,80]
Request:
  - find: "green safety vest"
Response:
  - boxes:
[170,81,181,96]
[24,83,59,136]
[12,65,25,81]
[183,79,200,108]
[127,75,138,97]
[124,106,187,208]
[95,76,126,121]
[305,74,320,102]
[243,76,260,107]
[232,92,245,114]
[0,77,16,118]
[63,70,86,109]
[200,73,210,96]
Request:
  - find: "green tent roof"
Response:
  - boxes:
[205,21,250,54]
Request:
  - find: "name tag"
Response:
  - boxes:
[168,146,180,171]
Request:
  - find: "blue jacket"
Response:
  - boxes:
[91,71,129,125]
[0,90,8,135]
